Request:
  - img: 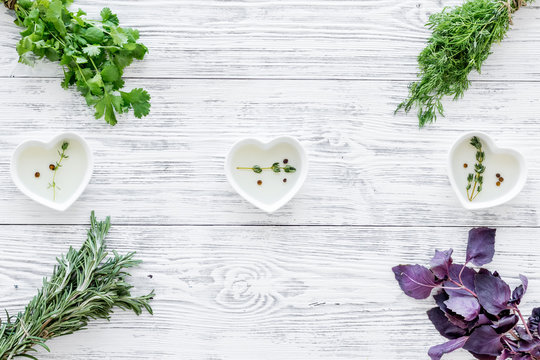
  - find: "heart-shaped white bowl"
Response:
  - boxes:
[10,132,93,211]
[447,131,527,210]
[225,136,308,213]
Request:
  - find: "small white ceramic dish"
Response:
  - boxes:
[10,132,93,211]
[447,131,527,210]
[225,136,308,213]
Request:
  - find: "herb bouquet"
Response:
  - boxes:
[0,212,154,359]
[393,228,540,360]
[396,0,534,127]
[1,0,150,125]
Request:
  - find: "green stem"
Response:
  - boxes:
[466,137,485,202]
[50,144,68,201]
[75,63,90,85]
[468,180,478,201]
[236,167,291,170]
[89,57,99,72]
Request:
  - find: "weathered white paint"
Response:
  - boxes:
[0,0,539,80]
[0,0,540,359]
[1,226,539,360]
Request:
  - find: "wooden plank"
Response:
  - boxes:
[1,225,538,359]
[0,0,539,80]
[0,78,539,225]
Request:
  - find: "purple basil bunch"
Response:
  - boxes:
[393,228,539,360]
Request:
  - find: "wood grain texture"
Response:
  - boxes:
[0,78,539,225]
[0,0,539,80]
[1,0,540,359]
[1,225,539,360]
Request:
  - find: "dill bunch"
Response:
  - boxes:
[396,0,533,127]
[0,212,154,360]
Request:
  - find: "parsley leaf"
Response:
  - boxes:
[82,45,101,57]
[95,92,123,125]
[84,27,105,44]
[101,63,121,82]
[45,0,66,36]
[110,27,128,46]
[121,88,151,118]
[7,1,150,125]
[100,8,119,26]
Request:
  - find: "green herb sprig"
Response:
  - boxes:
[0,212,154,359]
[3,0,151,125]
[396,0,533,127]
[466,136,485,201]
[47,141,68,201]
[237,162,297,174]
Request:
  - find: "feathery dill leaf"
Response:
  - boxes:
[0,212,154,359]
[396,0,533,127]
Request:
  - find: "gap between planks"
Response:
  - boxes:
[2,76,540,83]
[2,224,540,228]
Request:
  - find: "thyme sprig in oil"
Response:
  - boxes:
[466,136,485,201]
[237,161,296,174]
[48,141,69,201]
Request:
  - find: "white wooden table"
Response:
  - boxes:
[1,1,540,359]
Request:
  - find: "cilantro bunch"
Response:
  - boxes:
[4,0,150,125]
[393,228,540,360]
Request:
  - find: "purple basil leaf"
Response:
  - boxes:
[528,308,540,334]
[517,339,539,352]
[492,314,518,334]
[434,291,472,329]
[519,274,528,291]
[463,325,504,356]
[500,349,513,360]
[531,345,540,358]
[466,228,496,266]
[517,326,534,342]
[428,337,468,360]
[446,312,470,329]
[444,292,480,321]
[434,291,449,310]
[511,274,528,305]
[430,249,453,279]
[427,307,467,339]
[475,314,492,327]
[448,264,477,293]
[478,268,491,275]
[392,264,438,299]
[513,355,533,360]
[475,273,511,315]
[470,352,497,360]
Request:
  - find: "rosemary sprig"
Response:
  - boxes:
[0,212,154,360]
[396,0,534,127]
[466,136,485,201]
[237,162,296,174]
[47,141,69,201]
